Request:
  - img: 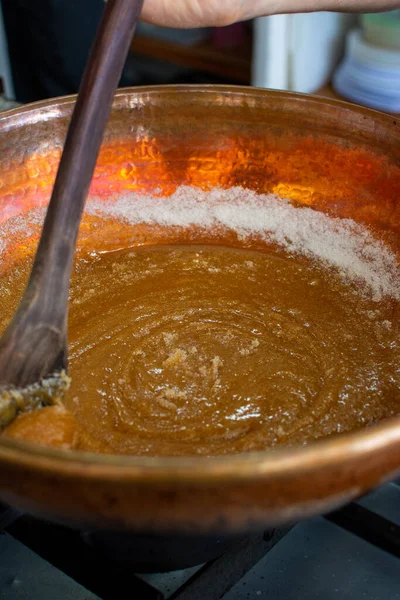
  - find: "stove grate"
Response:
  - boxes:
[1,481,399,600]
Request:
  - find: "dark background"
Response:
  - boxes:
[1,0,251,103]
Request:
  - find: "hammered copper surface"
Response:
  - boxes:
[0,86,399,533]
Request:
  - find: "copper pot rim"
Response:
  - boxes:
[0,85,399,484]
[0,84,397,128]
[1,416,400,482]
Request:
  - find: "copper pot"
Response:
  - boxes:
[0,86,399,534]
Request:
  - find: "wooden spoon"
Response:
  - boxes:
[0,0,144,427]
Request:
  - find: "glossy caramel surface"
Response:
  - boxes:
[2,243,399,456]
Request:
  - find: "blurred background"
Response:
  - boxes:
[0,1,399,114]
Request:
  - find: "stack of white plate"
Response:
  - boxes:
[333,15,400,113]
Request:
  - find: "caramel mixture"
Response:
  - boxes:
[2,244,399,456]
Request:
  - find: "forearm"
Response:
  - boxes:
[242,0,400,20]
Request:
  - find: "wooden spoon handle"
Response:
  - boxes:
[30,0,144,320]
[0,0,143,386]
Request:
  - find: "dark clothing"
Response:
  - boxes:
[2,0,105,102]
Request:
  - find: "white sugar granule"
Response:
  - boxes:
[0,206,46,258]
[86,186,399,301]
[0,186,398,301]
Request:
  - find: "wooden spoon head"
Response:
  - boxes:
[0,371,71,430]
[0,290,68,388]
[0,298,69,429]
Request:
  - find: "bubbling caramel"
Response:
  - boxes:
[2,243,399,456]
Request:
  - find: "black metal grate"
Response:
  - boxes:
[326,501,400,558]
[1,483,399,600]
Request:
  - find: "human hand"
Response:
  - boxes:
[139,0,400,28]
